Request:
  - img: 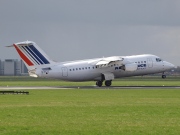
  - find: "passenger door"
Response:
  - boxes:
[147,58,153,68]
[62,67,68,77]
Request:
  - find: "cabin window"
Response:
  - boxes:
[79,68,81,70]
[144,61,146,63]
[89,67,90,69]
[82,68,84,70]
[156,58,162,62]
[76,68,78,70]
[69,69,71,71]
[73,69,75,71]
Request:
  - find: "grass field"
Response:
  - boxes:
[0,76,180,135]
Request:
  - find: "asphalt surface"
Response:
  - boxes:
[0,86,180,90]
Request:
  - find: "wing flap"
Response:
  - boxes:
[96,60,110,65]
[95,56,124,67]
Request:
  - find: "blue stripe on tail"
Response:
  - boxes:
[22,46,40,65]
[29,45,50,64]
[25,46,44,64]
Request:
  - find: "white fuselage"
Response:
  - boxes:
[10,41,175,87]
[37,54,174,82]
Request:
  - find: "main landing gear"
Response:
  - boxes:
[105,80,112,87]
[96,73,113,87]
[96,80,112,87]
[96,81,103,87]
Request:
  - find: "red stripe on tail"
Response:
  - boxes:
[14,44,34,66]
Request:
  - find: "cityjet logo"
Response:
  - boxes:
[114,64,147,71]
[138,64,146,68]
[137,64,146,70]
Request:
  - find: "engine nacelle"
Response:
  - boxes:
[124,63,137,72]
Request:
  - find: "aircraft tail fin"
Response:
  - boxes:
[7,41,55,70]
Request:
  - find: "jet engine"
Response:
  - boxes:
[122,63,137,72]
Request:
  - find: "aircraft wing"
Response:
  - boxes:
[90,56,124,68]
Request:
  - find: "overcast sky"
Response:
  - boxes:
[1,0,180,65]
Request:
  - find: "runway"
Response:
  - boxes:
[0,86,180,90]
[0,86,70,90]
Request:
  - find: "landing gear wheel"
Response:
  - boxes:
[162,75,166,79]
[105,80,112,87]
[96,81,103,87]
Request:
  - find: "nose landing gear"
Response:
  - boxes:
[162,74,166,79]
[162,72,166,79]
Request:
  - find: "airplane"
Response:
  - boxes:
[7,41,175,87]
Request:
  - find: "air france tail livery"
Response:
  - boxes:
[8,41,175,87]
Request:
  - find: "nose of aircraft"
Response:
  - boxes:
[163,61,175,70]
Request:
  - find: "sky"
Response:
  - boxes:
[1,0,180,65]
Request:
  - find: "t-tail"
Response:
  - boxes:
[7,41,55,77]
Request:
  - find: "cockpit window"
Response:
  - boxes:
[156,58,162,62]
